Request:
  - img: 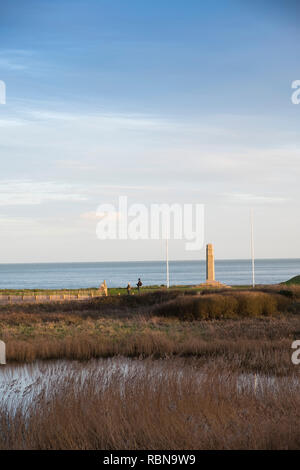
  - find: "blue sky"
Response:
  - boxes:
[0,0,300,262]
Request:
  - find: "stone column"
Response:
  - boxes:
[206,244,215,282]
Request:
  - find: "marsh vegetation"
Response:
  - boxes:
[0,358,299,450]
[0,285,299,449]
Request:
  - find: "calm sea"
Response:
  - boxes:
[0,259,299,290]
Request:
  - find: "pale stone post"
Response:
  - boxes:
[99,280,108,296]
[0,341,6,365]
[206,244,215,282]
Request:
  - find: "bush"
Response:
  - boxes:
[192,295,239,320]
[154,291,285,320]
[278,289,294,299]
[234,292,278,317]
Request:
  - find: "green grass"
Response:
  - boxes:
[0,284,253,297]
[283,275,300,285]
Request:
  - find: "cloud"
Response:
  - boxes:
[0,119,26,128]
[80,211,102,220]
[0,50,34,71]
[223,193,289,205]
[56,160,97,171]
[22,106,238,136]
[1,104,300,211]
[0,58,27,71]
[80,210,120,220]
[0,214,92,238]
[0,178,174,209]
[25,108,177,132]
[0,180,88,206]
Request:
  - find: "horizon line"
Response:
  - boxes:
[0,257,299,265]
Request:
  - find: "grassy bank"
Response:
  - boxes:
[0,286,299,373]
[0,284,248,296]
[283,275,300,286]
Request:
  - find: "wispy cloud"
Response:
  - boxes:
[80,210,120,221]
[0,177,173,208]
[0,180,88,206]
[223,193,289,205]
[0,49,35,71]
[0,118,27,128]
[0,58,27,71]
[25,108,177,131]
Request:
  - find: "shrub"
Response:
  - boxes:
[234,292,278,317]
[192,295,239,319]
[278,289,295,299]
[154,291,284,320]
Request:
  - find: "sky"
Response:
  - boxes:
[0,0,299,263]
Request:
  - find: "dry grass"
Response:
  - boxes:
[0,315,298,375]
[0,359,299,450]
[1,286,299,450]
[0,288,299,374]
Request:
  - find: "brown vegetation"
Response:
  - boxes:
[0,287,299,372]
[0,286,299,450]
[0,359,299,450]
[154,291,291,319]
[1,315,299,375]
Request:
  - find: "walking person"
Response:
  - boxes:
[126,282,131,295]
[136,278,143,294]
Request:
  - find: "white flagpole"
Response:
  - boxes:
[251,209,255,288]
[166,237,169,289]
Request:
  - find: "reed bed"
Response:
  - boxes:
[2,332,298,376]
[0,358,299,450]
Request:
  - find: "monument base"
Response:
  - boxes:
[197,280,231,289]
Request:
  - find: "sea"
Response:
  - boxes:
[0,259,299,290]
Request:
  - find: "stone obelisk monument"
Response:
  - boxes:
[206,243,215,283]
[198,243,229,288]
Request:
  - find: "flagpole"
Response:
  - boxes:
[251,209,255,288]
[166,237,169,288]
